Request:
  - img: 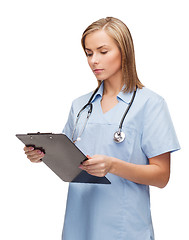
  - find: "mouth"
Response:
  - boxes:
[93,69,104,74]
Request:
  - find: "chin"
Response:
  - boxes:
[96,77,104,81]
[96,75,109,81]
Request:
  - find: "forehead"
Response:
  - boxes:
[85,30,116,49]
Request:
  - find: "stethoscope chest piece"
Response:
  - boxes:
[113,130,125,143]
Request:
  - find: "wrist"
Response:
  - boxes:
[109,157,117,174]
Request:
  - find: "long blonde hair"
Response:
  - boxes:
[81,17,144,93]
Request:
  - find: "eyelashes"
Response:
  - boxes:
[101,51,108,55]
[86,51,108,57]
[86,53,92,57]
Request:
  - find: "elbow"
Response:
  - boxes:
[157,182,168,189]
[156,174,170,189]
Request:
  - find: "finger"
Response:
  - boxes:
[29,157,43,163]
[25,149,44,157]
[24,146,34,153]
[29,156,43,163]
[33,159,42,163]
[81,163,101,171]
[82,159,99,166]
[28,152,44,160]
[27,154,44,162]
[26,152,44,161]
[87,169,106,177]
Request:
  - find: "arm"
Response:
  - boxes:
[80,152,170,188]
[110,152,170,188]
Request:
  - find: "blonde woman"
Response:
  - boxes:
[24,17,180,240]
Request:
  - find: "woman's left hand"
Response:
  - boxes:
[79,155,113,177]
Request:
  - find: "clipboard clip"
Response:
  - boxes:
[26,132,51,154]
[27,132,52,135]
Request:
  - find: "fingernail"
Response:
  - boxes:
[37,150,41,154]
[78,165,83,169]
[29,147,34,150]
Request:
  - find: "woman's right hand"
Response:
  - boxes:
[24,146,45,163]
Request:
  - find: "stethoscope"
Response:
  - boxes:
[71,83,137,143]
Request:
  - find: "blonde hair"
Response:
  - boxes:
[81,17,144,93]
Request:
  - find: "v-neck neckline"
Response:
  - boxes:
[99,99,120,115]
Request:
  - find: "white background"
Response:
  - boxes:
[0,0,188,239]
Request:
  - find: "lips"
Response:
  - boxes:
[93,69,104,74]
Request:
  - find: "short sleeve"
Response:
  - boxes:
[62,102,75,141]
[141,97,180,158]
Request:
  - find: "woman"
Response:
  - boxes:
[24,17,180,240]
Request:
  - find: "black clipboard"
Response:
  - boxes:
[16,132,111,184]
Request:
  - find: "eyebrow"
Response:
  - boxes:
[85,45,108,51]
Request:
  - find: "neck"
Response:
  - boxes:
[103,78,124,97]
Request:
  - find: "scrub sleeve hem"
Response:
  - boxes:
[146,146,181,159]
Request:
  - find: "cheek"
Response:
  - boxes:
[106,52,122,70]
[87,59,93,69]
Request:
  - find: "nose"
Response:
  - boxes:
[91,53,99,65]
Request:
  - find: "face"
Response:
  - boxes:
[84,30,122,82]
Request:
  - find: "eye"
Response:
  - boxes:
[85,50,93,57]
[86,53,93,57]
[101,51,108,54]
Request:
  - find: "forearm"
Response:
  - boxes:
[109,156,170,188]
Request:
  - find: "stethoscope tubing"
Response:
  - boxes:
[118,88,137,130]
[76,87,99,118]
[72,82,137,143]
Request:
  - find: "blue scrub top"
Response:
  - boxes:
[62,81,180,240]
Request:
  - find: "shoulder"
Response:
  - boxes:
[138,87,164,101]
[137,87,165,107]
[71,91,93,111]
[136,87,170,123]
[135,87,168,119]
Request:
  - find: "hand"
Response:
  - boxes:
[79,155,113,177]
[24,146,45,163]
